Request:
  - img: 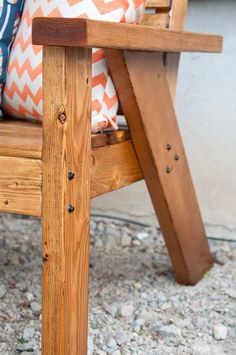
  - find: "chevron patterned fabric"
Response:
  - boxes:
[2,0,146,133]
[0,0,24,110]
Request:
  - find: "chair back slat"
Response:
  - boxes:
[146,0,171,10]
[165,0,188,99]
[141,12,169,28]
[143,0,172,29]
[142,0,188,100]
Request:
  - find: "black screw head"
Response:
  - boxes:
[67,204,75,213]
[166,166,172,174]
[174,154,180,161]
[68,171,75,180]
[166,144,172,151]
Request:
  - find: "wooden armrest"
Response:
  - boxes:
[32,18,223,53]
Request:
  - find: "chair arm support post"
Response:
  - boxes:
[42,45,92,355]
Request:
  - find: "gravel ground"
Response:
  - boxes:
[0,213,235,355]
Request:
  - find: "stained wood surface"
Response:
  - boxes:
[0,156,42,216]
[32,18,223,53]
[141,13,169,28]
[0,139,142,216]
[107,49,213,285]
[146,0,171,9]
[93,128,131,147]
[0,120,42,159]
[42,46,92,355]
[91,141,142,198]
[0,119,131,158]
[166,0,188,100]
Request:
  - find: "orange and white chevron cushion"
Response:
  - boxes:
[2,0,146,133]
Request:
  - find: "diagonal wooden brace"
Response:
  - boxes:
[106,49,213,285]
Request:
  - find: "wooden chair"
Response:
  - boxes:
[0,0,222,354]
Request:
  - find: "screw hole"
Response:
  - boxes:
[43,254,49,262]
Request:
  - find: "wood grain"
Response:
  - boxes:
[146,0,171,9]
[32,18,223,53]
[0,140,142,216]
[0,119,131,158]
[42,46,92,355]
[107,49,213,285]
[0,156,42,216]
[141,13,169,28]
[166,0,189,100]
[91,140,142,198]
[0,119,42,159]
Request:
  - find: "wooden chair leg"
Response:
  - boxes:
[42,46,92,354]
[107,50,213,285]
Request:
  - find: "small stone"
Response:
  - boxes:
[121,234,132,247]
[132,318,145,330]
[106,226,120,237]
[95,239,103,248]
[104,303,119,318]
[154,324,181,337]
[119,302,134,317]
[25,292,34,302]
[97,222,104,233]
[169,295,180,304]
[136,232,149,241]
[175,319,192,329]
[157,292,167,304]
[132,239,141,247]
[213,324,227,340]
[227,318,235,327]
[112,351,121,355]
[100,286,110,296]
[90,220,97,231]
[137,336,145,345]
[88,336,94,354]
[115,330,128,346]
[16,342,34,352]
[23,327,35,340]
[134,282,142,290]
[4,324,14,335]
[139,310,155,323]
[0,285,6,299]
[225,289,236,299]
[105,337,117,354]
[161,302,172,310]
[30,302,41,314]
